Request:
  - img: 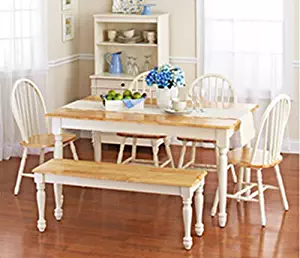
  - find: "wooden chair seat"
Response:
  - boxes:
[21,133,76,148]
[177,136,216,143]
[228,147,283,169]
[117,132,166,139]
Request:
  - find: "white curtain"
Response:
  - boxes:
[0,0,48,161]
[203,0,288,100]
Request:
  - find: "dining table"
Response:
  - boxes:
[46,96,258,228]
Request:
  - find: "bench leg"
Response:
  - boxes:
[36,182,46,232]
[54,184,63,221]
[195,180,205,236]
[181,189,193,250]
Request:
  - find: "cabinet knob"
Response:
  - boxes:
[121,83,125,87]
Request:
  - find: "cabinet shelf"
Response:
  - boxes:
[97,41,157,48]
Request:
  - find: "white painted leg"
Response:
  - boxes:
[230,165,238,183]
[93,132,102,162]
[195,180,205,236]
[54,183,63,221]
[181,189,193,250]
[237,167,244,202]
[36,182,46,232]
[54,132,64,206]
[131,137,137,161]
[218,147,229,227]
[274,165,289,211]
[178,140,187,168]
[257,169,266,227]
[70,141,79,160]
[14,148,28,195]
[117,137,126,164]
[190,142,197,165]
[39,148,45,164]
[244,144,251,196]
[211,187,219,217]
[151,139,159,167]
[164,138,175,168]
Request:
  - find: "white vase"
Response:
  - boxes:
[156,87,178,109]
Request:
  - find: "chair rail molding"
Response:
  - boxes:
[48,54,80,68]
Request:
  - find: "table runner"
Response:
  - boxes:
[63,100,256,147]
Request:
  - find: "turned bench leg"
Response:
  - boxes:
[36,182,46,232]
[54,183,63,221]
[181,189,194,250]
[195,180,205,236]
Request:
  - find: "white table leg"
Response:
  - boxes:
[93,132,102,162]
[53,120,64,219]
[218,147,229,227]
[195,180,204,236]
[181,189,193,250]
[36,182,46,232]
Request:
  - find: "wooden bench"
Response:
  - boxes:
[33,159,207,250]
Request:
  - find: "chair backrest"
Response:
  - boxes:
[251,94,291,166]
[11,78,49,143]
[190,73,237,104]
[129,71,154,100]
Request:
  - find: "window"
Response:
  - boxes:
[0,0,46,70]
[204,0,293,99]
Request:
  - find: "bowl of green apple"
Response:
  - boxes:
[101,89,147,111]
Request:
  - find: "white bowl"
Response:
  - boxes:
[123,29,135,39]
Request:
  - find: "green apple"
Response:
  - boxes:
[108,90,117,97]
[133,92,142,99]
[106,95,113,101]
[114,93,123,100]
[123,89,132,97]
[124,95,132,100]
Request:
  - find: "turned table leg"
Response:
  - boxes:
[54,183,63,221]
[195,180,205,236]
[36,182,46,232]
[181,189,194,250]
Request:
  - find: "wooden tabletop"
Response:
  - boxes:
[46,96,258,130]
[33,159,207,188]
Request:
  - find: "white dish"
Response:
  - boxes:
[164,107,193,115]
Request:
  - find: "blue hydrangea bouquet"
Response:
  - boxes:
[146,64,185,89]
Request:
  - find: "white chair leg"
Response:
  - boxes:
[190,142,197,165]
[39,148,45,164]
[117,137,126,164]
[230,165,238,183]
[257,169,266,227]
[14,148,28,195]
[36,182,46,232]
[274,165,289,211]
[178,140,187,168]
[237,167,244,202]
[211,187,219,217]
[70,141,79,161]
[93,132,102,162]
[164,138,175,168]
[131,137,137,161]
[151,139,159,167]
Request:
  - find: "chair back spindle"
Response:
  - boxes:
[251,94,291,166]
[11,78,48,143]
[190,73,236,105]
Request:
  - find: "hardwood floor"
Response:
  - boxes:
[0,139,299,258]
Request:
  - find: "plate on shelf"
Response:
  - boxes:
[116,35,143,44]
[164,107,193,115]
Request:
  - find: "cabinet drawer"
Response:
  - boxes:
[91,79,131,96]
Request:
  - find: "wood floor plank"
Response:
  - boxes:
[0,139,298,258]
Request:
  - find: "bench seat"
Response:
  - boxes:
[33,159,207,250]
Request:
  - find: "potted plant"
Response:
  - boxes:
[146,64,185,109]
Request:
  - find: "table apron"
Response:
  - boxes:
[58,118,234,147]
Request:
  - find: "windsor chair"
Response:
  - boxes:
[177,74,237,181]
[116,72,174,168]
[211,94,291,226]
[10,78,78,195]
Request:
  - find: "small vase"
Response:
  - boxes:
[156,86,178,109]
